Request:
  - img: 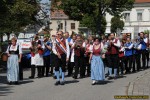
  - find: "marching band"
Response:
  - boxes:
[6,31,150,85]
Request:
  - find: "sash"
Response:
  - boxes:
[55,38,67,54]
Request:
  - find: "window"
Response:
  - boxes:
[60,23,63,30]
[136,9,143,21]
[71,23,75,29]
[137,12,143,21]
[124,13,130,21]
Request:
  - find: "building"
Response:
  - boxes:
[50,9,79,35]
[105,0,150,39]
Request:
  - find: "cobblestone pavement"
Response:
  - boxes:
[127,69,150,100]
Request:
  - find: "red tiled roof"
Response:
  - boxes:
[135,0,150,3]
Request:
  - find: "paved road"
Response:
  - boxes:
[0,69,150,100]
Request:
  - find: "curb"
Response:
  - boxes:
[127,69,150,96]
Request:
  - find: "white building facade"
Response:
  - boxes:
[105,1,150,39]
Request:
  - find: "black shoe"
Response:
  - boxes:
[60,81,65,85]
[107,76,113,80]
[55,81,60,86]
[66,74,71,77]
[37,76,42,78]
[114,76,117,80]
[72,76,77,79]
[29,76,34,79]
[132,71,136,73]
[14,81,19,85]
[8,81,12,85]
[45,75,49,77]
[79,76,85,79]
[53,76,57,79]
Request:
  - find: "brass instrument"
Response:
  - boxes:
[75,40,83,49]
[31,41,39,54]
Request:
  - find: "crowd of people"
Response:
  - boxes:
[6,31,150,85]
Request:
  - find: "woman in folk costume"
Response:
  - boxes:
[6,37,22,85]
[89,38,105,85]
[29,34,44,78]
[52,31,70,85]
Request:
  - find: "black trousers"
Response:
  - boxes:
[43,55,50,76]
[146,50,149,67]
[107,54,119,69]
[118,57,125,74]
[141,50,146,69]
[124,55,133,73]
[105,54,111,67]
[132,54,136,72]
[68,62,75,76]
[84,56,90,76]
[50,54,56,74]
[74,56,85,77]
[19,62,23,80]
[30,65,36,77]
[67,62,72,76]
[55,53,66,72]
[37,66,43,77]
[134,53,141,71]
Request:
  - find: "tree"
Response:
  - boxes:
[80,14,107,34]
[0,0,39,40]
[111,16,124,33]
[54,0,134,35]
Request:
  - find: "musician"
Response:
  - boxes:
[144,33,149,68]
[84,39,93,77]
[65,32,72,77]
[103,35,111,76]
[133,39,141,71]
[42,36,52,77]
[72,35,86,79]
[68,34,77,77]
[52,31,70,85]
[118,39,125,75]
[6,37,22,85]
[139,32,148,69]
[107,33,121,79]
[124,37,133,73]
[29,34,44,78]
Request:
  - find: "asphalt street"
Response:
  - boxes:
[0,69,150,100]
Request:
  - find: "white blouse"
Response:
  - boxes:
[6,44,22,54]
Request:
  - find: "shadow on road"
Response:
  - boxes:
[0,75,34,96]
[65,80,79,84]
[0,75,7,84]
[0,86,14,96]
[96,80,113,85]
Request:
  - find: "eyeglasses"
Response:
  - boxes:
[57,34,62,36]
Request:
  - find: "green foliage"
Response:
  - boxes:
[80,15,107,34]
[0,0,38,36]
[111,16,125,33]
[55,0,134,34]
[144,30,150,34]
